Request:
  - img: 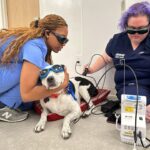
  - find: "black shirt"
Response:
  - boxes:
[106,32,150,91]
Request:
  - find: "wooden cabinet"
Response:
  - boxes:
[6,0,39,28]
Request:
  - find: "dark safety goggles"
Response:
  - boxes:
[51,31,69,45]
[40,65,64,79]
[126,26,149,35]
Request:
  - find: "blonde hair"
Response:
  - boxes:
[0,14,68,64]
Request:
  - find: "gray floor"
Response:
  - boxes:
[0,110,150,150]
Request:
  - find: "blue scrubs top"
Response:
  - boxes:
[0,37,49,108]
[106,32,150,104]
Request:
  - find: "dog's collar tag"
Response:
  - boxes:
[66,81,77,101]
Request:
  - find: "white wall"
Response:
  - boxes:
[125,0,150,9]
[39,0,83,77]
[39,0,122,94]
[82,0,122,93]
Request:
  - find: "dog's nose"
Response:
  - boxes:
[47,76,54,83]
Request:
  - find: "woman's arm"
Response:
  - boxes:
[20,61,69,102]
[88,52,112,74]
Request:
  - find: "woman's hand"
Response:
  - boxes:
[82,64,92,75]
[146,105,150,122]
[60,67,69,89]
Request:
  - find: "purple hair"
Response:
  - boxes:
[119,1,150,31]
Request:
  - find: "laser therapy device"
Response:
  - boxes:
[120,94,147,147]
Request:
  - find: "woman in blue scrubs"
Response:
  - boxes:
[86,2,150,122]
[0,14,69,122]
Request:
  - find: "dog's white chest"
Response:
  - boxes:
[42,94,79,116]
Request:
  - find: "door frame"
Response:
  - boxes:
[0,0,8,28]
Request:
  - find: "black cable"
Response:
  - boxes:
[73,54,108,123]
[138,131,150,148]
[71,97,94,124]
[74,54,116,118]
[74,54,108,118]
[80,54,107,89]
[121,63,139,146]
[89,62,140,147]
[88,54,107,89]
[91,100,109,115]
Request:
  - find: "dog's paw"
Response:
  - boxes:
[61,126,72,139]
[82,110,91,118]
[34,121,46,133]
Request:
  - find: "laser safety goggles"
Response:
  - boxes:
[126,26,149,35]
[51,31,69,45]
[40,65,64,79]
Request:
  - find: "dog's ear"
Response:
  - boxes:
[61,65,65,70]
[37,77,42,85]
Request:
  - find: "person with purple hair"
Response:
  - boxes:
[84,1,150,122]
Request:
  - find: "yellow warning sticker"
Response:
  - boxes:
[125,106,134,112]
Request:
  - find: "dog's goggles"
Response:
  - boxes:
[40,65,64,79]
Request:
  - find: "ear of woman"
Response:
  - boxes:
[45,30,50,37]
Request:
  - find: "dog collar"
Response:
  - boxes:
[49,81,77,100]
[49,94,60,99]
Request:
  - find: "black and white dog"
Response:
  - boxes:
[34,65,98,139]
